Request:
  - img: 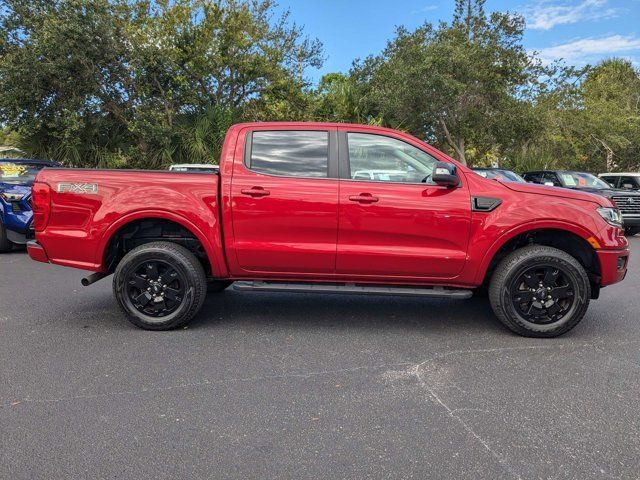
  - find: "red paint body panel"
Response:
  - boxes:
[31,170,225,275]
[336,181,471,278]
[228,125,339,275]
[26,241,49,263]
[30,122,629,292]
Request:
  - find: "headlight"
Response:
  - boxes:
[597,207,623,227]
[0,192,25,202]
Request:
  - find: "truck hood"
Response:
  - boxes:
[0,182,32,196]
[500,181,610,206]
[562,186,640,198]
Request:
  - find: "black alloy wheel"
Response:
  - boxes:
[113,241,207,330]
[489,245,590,337]
[510,265,576,324]
[126,260,187,318]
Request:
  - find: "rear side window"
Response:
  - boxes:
[248,130,329,178]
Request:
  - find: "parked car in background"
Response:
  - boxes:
[472,168,526,182]
[27,122,629,337]
[168,163,219,173]
[0,159,61,252]
[598,173,640,191]
[523,170,640,236]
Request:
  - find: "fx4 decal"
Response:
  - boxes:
[57,183,99,194]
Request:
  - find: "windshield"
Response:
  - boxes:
[0,161,49,184]
[474,169,526,183]
[558,172,611,189]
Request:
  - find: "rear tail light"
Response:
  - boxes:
[31,182,51,231]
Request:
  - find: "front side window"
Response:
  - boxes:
[542,173,561,186]
[347,133,438,184]
[620,176,639,189]
[248,130,329,178]
[523,172,541,183]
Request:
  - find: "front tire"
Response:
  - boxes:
[625,226,640,236]
[489,245,590,337]
[113,241,207,330]
[0,222,13,253]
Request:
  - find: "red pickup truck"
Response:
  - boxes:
[28,122,629,337]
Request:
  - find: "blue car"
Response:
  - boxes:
[0,159,61,252]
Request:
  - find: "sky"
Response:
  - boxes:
[276,0,640,83]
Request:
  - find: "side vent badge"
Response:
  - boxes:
[472,196,502,212]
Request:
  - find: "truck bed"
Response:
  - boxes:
[33,168,223,272]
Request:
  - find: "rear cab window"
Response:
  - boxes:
[246,130,330,178]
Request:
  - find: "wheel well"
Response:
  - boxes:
[103,218,211,275]
[483,229,602,298]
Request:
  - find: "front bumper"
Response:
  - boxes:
[5,222,34,245]
[622,215,640,227]
[598,248,630,286]
[27,240,50,264]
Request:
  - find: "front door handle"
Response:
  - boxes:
[241,187,270,197]
[349,193,379,204]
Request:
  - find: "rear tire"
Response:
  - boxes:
[488,245,590,337]
[625,226,640,236]
[0,223,13,253]
[113,241,207,330]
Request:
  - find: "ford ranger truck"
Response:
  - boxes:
[28,123,630,337]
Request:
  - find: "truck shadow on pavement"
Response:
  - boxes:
[185,290,508,336]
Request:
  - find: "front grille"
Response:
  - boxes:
[611,196,640,215]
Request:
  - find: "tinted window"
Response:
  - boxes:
[620,176,639,189]
[523,172,541,183]
[599,176,617,187]
[542,172,561,186]
[347,133,438,184]
[474,169,525,182]
[249,131,328,178]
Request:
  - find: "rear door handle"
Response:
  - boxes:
[241,187,270,197]
[349,193,379,204]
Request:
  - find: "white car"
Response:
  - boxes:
[168,163,219,173]
[598,172,640,191]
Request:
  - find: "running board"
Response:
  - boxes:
[233,281,472,299]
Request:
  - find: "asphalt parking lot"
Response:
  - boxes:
[1,237,640,480]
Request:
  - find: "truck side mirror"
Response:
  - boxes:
[623,183,635,190]
[432,162,459,187]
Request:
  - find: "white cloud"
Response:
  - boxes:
[536,35,640,64]
[410,4,438,14]
[526,0,618,30]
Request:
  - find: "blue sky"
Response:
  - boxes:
[277,0,640,82]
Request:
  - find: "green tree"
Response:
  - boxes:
[0,0,322,167]
[507,59,640,173]
[352,0,547,165]
[580,59,640,172]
